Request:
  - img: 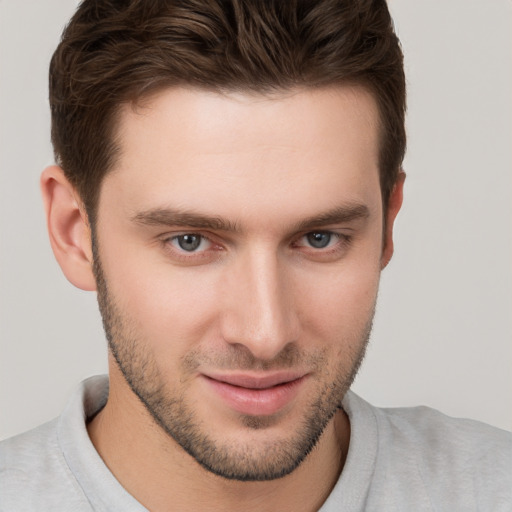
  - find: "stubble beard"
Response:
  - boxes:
[93,251,373,482]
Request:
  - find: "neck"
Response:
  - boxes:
[87,367,350,512]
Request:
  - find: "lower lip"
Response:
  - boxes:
[203,376,306,416]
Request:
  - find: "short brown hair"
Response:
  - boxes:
[50,0,406,225]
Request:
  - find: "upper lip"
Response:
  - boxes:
[203,371,307,389]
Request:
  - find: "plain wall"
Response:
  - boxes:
[1,0,511,440]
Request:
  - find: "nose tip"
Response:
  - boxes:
[220,252,298,362]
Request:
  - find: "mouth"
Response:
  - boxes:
[201,371,308,416]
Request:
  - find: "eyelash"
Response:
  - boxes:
[292,232,353,261]
[160,231,352,262]
[160,233,221,263]
[293,232,350,250]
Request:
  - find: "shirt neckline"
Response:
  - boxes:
[57,375,379,512]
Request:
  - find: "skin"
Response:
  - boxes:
[41,85,404,511]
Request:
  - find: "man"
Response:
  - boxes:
[1,0,510,510]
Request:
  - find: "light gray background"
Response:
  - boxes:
[1,0,511,440]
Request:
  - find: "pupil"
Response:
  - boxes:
[307,232,330,249]
[178,234,201,251]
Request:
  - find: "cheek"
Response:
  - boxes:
[102,250,224,354]
[295,256,381,346]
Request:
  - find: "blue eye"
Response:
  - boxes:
[172,234,206,252]
[305,232,332,249]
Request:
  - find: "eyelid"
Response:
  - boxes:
[160,230,211,242]
[292,230,353,260]
[168,233,212,252]
[158,231,226,264]
[294,230,348,245]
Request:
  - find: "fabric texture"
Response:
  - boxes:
[1,375,511,511]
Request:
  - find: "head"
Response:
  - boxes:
[42,0,406,482]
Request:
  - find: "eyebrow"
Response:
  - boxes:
[294,204,370,232]
[131,203,370,233]
[132,208,240,232]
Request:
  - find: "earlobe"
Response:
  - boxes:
[40,166,97,291]
[381,171,405,269]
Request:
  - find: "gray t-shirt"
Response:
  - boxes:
[1,375,511,511]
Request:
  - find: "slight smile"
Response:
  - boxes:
[201,372,309,416]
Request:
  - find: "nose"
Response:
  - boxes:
[220,247,299,361]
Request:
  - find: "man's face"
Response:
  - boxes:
[93,86,386,480]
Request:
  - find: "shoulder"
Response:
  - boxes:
[358,394,511,510]
[374,402,512,471]
[0,416,92,511]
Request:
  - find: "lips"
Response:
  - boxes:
[201,371,307,416]
[206,371,305,389]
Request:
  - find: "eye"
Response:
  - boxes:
[170,234,211,252]
[292,231,352,260]
[303,231,335,249]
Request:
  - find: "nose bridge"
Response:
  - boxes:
[221,245,297,360]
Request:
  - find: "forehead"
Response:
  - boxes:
[118,85,379,160]
[103,86,382,228]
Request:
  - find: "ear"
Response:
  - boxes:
[40,166,97,291]
[380,171,405,269]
